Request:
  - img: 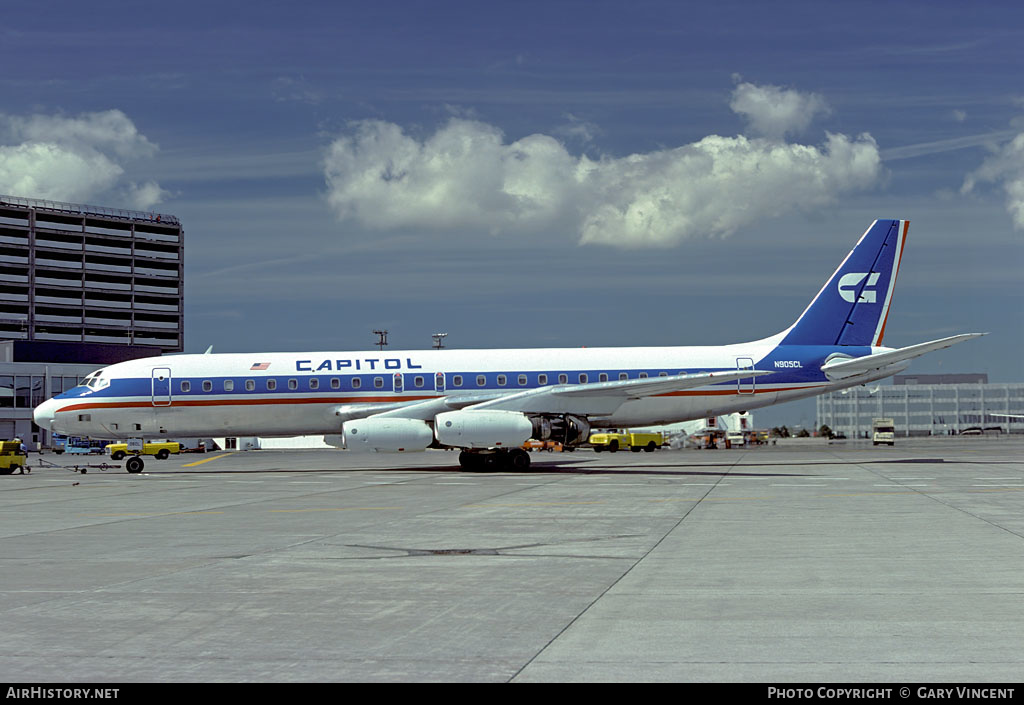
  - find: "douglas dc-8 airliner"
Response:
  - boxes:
[34,219,982,472]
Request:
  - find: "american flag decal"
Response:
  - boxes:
[250,362,271,370]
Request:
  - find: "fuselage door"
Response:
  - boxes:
[736,357,755,395]
[435,372,446,392]
[152,367,172,406]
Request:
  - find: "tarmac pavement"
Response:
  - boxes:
[2,437,1023,682]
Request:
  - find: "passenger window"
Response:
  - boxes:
[288,379,298,390]
[224,380,234,391]
[538,374,548,385]
[599,373,608,383]
[659,371,668,377]
[579,373,588,384]
[374,377,383,389]
[619,372,628,381]
[352,377,362,389]
[414,376,424,388]
[558,374,568,384]
[267,379,277,391]
[497,374,506,386]
[202,380,212,392]
[477,375,486,387]
[180,381,190,392]
[518,375,527,386]
[453,375,463,387]
[309,378,319,390]
[245,380,255,391]
[639,372,648,379]
[331,378,340,389]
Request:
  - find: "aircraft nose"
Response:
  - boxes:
[33,398,58,431]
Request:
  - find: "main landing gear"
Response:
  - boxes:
[459,448,531,471]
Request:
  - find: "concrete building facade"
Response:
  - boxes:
[817,374,1024,438]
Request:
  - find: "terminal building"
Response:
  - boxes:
[0,194,183,447]
[816,373,1024,438]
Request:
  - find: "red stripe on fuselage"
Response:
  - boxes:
[54,383,825,414]
[55,394,442,413]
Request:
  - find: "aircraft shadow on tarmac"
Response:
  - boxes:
[49,454,1020,480]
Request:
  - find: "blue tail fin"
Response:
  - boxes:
[780,219,908,347]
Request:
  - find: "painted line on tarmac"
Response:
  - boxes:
[182,453,234,467]
[269,507,402,513]
[80,511,225,517]
[465,501,606,508]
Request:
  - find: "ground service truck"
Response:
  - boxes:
[872,418,895,446]
[589,430,664,452]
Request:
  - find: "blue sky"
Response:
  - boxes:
[2,0,1022,427]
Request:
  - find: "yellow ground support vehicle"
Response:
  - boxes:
[108,441,183,461]
[0,440,28,475]
[590,431,664,453]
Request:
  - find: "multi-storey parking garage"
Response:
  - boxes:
[0,194,182,351]
[0,194,183,446]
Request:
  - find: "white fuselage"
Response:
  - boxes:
[35,334,899,441]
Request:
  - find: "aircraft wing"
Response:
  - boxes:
[332,370,774,422]
[820,333,986,380]
[456,369,774,417]
[335,391,506,422]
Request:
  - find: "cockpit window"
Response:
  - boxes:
[81,373,110,390]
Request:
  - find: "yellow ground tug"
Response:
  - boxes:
[0,440,28,475]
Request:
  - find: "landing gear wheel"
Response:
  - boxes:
[459,451,483,471]
[125,456,145,474]
[508,448,531,470]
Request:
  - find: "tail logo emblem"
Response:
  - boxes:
[838,272,880,303]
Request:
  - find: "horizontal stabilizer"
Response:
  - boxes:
[820,334,986,380]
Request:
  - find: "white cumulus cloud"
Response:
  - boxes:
[729,80,831,140]
[322,82,882,248]
[0,110,165,208]
[578,132,881,246]
[962,133,1024,230]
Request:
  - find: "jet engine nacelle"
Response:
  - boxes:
[545,414,591,446]
[342,418,433,452]
[434,410,535,449]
